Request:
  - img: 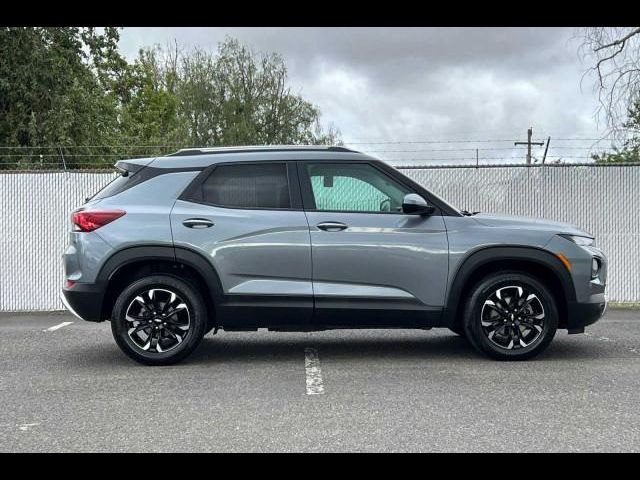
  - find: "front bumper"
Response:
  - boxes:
[566,295,607,334]
[60,283,105,322]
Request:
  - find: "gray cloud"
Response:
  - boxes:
[119,27,607,164]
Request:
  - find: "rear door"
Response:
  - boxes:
[171,161,313,327]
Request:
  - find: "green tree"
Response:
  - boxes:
[117,46,182,155]
[0,31,341,169]
[174,38,341,147]
[116,38,341,150]
[0,27,126,168]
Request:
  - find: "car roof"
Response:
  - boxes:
[118,145,376,170]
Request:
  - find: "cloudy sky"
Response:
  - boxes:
[118,27,610,165]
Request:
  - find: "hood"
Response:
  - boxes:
[471,213,592,237]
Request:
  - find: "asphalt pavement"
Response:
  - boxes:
[1,309,639,452]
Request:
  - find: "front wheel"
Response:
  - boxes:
[463,272,558,361]
[111,275,207,365]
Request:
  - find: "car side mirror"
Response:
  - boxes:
[402,193,435,215]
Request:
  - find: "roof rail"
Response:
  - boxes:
[166,145,358,157]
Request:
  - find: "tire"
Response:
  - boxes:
[463,271,558,361]
[111,275,207,365]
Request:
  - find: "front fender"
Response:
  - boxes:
[441,245,576,327]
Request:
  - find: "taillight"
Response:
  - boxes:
[71,209,126,232]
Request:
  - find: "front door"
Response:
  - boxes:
[298,161,449,327]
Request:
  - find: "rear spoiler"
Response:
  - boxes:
[114,157,157,175]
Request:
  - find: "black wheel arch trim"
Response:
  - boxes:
[173,246,225,302]
[442,245,576,327]
[98,245,220,288]
[96,244,225,321]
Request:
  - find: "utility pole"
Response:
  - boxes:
[515,127,544,165]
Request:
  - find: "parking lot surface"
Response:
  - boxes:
[1,309,639,452]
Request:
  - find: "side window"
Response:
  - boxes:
[305,163,411,213]
[198,163,290,209]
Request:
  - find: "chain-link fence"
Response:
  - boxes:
[0,162,638,311]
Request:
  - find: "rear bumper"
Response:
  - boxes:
[60,284,105,322]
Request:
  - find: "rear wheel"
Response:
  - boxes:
[463,272,558,360]
[110,275,207,365]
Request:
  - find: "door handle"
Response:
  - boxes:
[182,218,214,229]
[316,221,348,232]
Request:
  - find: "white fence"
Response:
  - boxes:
[0,164,638,311]
[0,172,116,311]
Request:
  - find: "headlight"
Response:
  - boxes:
[591,257,602,278]
[560,234,595,247]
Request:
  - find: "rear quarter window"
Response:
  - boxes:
[89,173,130,201]
[89,165,161,201]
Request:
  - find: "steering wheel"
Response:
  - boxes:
[379,198,391,212]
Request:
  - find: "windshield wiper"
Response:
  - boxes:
[460,210,480,216]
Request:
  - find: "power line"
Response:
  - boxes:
[0,154,152,157]
[0,137,621,149]
[344,138,617,145]
[0,146,606,154]
[0,163,120,167]
[358,146,603,153]
[373,156,531,162]
[361,147,525,153]
[345,139,527,145]
[0,145,182,150]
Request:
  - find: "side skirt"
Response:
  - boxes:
[314,296,442,328]
[216,294,313,328]
[216,294,443,329]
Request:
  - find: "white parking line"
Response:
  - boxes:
[18,423,40,432]
[304,347,325,395]
[43,321,73,332]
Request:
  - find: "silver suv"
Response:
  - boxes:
[61,146,607,365]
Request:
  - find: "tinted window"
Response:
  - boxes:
[200,163,290,209]
[305,163,411,212]
[90,165,163,201]
[90,172,131,201]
